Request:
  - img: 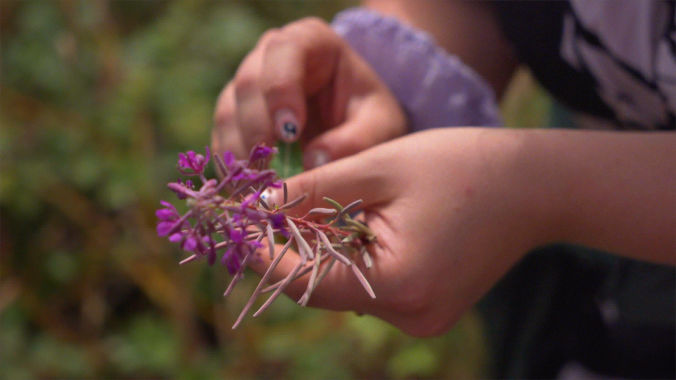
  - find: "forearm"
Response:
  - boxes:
[511,129,676,264]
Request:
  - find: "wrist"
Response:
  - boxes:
[489,129,566,253]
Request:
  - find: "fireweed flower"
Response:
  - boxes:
[157,144,376,328]
[177,147,210,175]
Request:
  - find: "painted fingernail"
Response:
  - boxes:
[304,149,330,169]
[261,188,282,207]
[275,108,299,142]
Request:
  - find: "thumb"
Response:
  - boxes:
[302,93,407,170]
[270,148,394,217]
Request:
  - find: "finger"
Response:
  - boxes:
[212,85,248,159]
[248,241,378,312]
[248,243,435,336]
[303,93,407,169]
[269,148,396,217]
[232,49,276,153]
[259,18,346,143]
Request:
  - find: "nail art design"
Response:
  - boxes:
[282,122,297,141]
[275,108,300,142]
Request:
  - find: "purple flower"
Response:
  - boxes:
[157,222,175,237]
[268,213,288,237]
[268,213,285,229]
[156,201,180,236]
[240,190,262,208]
[229,228,244,244]
[178,146,210,175]
[249,145,277,163]
[169,179,194,200]
[169,233,183,243]
[158,142,378,328]
[223,248,241,274]
[248,240,263,250]
[222,151,246,175]
[268,180,283,189]
[222,151,236,167]
[182,235,198,251]
[221,246,235,266]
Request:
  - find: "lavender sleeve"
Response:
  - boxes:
[331,8,503,131]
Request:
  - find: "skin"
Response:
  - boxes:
[212,2,676,336]
[211,16,406,167]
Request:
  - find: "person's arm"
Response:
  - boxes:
[253,128,675,337]
[521,129,676,263]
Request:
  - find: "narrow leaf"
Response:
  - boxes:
[351,265,376,299]
[323,196,344,211]
[232,237,294,329]
[317,230,351,266]
[286,217,314,259]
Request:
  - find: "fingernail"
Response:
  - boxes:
[261,188,282,207]
[275,108,299,142]
[304,149,330,169]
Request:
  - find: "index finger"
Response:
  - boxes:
[260,17,348,143]
[246,240,376,312]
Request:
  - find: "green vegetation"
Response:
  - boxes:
[1,1,550,378]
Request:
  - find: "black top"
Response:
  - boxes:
[493,0,676,130]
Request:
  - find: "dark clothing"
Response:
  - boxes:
[493,0,676,130]
[482,2,676,378]
[479,245,675,379]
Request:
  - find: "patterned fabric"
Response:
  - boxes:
[331,7,502,131]
[494,0,676,130]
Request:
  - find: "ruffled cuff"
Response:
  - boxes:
[332,7,502,131]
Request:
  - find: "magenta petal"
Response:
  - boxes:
[224,248,241,274]
[223,151,235,166]
[156,209,176,220]
[221,246,234,265]
[157,221,174,236]
[269,213,285,229]
[169,233,183,243]
[230,229,243,243]
[183,236,197,251]
[178,153,190,169]
[241,191,261,208]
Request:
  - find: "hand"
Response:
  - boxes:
[212,17,407,169]
[252,128,548,337]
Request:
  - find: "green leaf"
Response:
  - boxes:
[387,343,440,379]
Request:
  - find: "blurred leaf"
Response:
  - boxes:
[30,335,94,377]
[45,250,79,284]
[106,313,179,375]
[346,314,394,354]
[270,142,303,179]
[387,342,440,379]
[0,304,28,364]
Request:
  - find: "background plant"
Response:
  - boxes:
[1,1,551,378]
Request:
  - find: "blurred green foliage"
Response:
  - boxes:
[0,1,555,378]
